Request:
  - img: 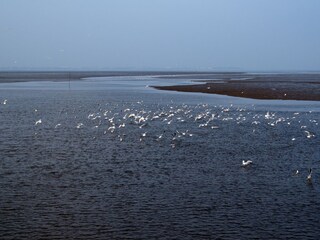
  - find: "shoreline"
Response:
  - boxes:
[152,73,320,101]
[153,79,320,101]
[0,71,223,83]
[1,71,320,101]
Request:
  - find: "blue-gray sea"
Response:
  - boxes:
[1,75,320,239]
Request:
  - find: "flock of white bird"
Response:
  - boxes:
[1,98,317,184]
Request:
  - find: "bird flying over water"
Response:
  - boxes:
[304,131,315,139]
[242,160,253,167]
[35,119,42,125]
[307,168,312,182]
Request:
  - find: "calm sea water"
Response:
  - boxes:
[1,75,320,239]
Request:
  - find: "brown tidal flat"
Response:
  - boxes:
[153,77,320,101]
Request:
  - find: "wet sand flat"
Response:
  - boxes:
[153,73,320,101]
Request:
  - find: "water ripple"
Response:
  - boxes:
[1,90,320,239]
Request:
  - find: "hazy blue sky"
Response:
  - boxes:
[1,0,320,71]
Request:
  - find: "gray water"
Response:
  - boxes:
[1,76,320,239]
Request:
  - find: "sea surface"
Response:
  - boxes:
[1,74,320,239]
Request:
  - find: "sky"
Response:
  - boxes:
[1,0,320,71]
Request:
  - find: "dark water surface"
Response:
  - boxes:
[1,76,320,239]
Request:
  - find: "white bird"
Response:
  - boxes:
[242,160,253,167]
[151,115,160,120]
[3,99,7,105]
[108,126,115,133]
[138,117,146,124]
[35,119,42,125]
[307,168,312,182]
[304,131,315,139]
[265,111,272,119]
[76,123,84,129]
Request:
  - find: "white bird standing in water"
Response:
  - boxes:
[242,160,253,167]
[307,168,312,182]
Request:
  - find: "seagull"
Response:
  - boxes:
[76,123,84,129]
[139,132,147,142]
[242,160,253,167]
[304,131,315,139]
[307,168,312,182]
[108,126,115,133]
[35,119,42,125]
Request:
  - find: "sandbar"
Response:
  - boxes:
[153,73,320,101]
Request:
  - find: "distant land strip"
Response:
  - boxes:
[0,71,232,83]
[153,77,320,101]
[1,71,320,101]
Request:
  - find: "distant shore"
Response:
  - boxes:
[0,71,221,83]
[153,73,320,101]
[1,71,320,101]
[153,82,320,101]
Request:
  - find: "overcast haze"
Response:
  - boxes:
[1,0,320,71]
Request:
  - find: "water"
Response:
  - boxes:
[1,75,320,239]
